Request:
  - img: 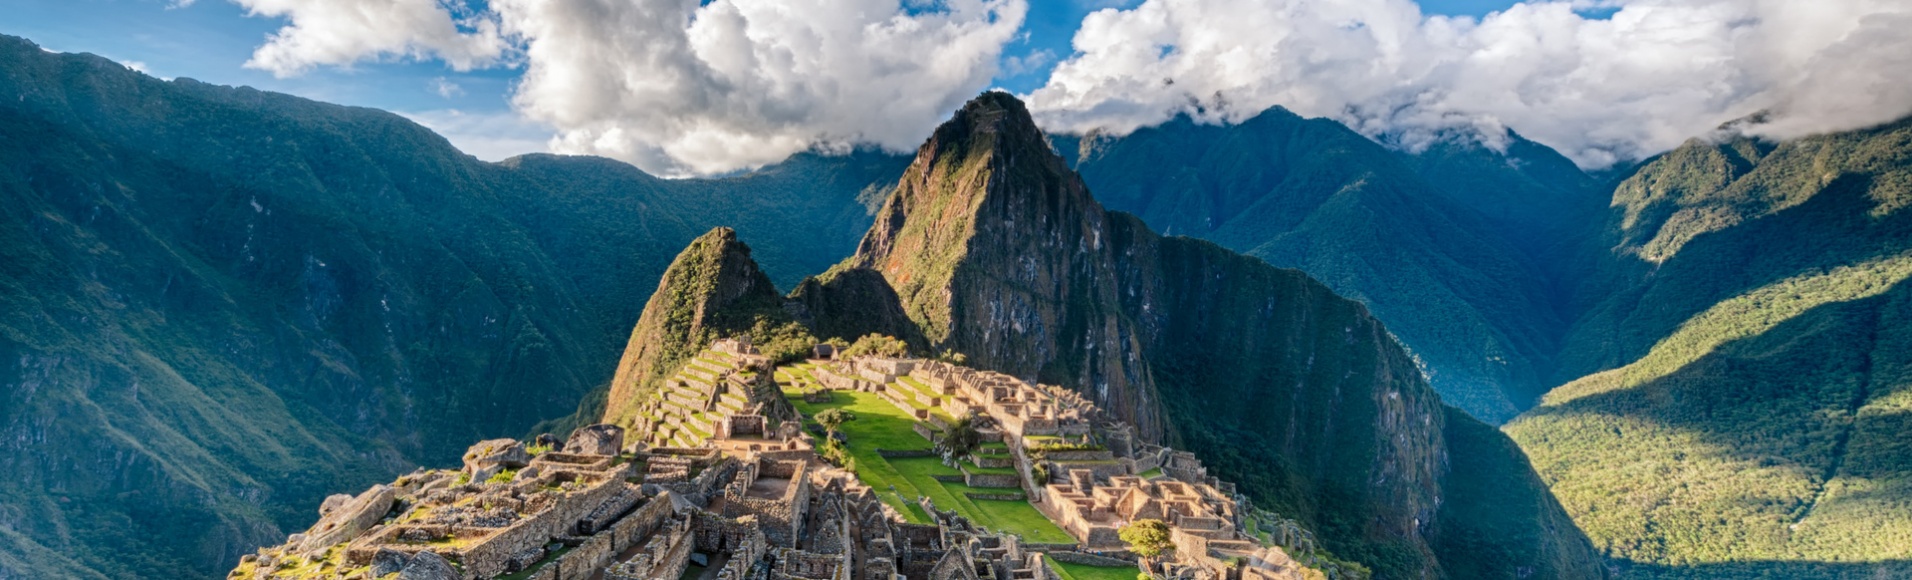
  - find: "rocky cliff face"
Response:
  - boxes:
[1055,111,1591,424]
[852,92,1165,438]
[830,92,1605,579]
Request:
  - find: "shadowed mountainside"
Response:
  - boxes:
[1509,118,1912,578]
[1055,112,1603,424]
[0,35,901,579]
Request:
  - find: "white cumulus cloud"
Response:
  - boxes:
[1025,0,1912,168]
[234,0,511,77]
[489,0,1026,176]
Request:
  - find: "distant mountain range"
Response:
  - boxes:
[4,29,1912,580]
[0,35,901,578]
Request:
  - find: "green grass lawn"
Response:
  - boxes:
[1049,559,1139,580]
[781,383,1073,544]
[1137,467,1163,479]
[881,377,957,423]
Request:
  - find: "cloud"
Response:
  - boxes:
[489,0,1027,176]
[1003,49,1056,77]
[431,76,464,98]
[400,108,553,162]
[1025,0,1912,168]
[233,0,511,77]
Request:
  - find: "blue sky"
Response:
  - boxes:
[2,0,1522,128]
[10,0,1888,176]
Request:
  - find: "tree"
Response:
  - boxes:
[814,408,856,443]
[842,333,910,358]
[1120,519,1174,558]
[936,415,984,460]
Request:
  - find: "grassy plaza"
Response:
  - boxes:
[777,366,1074,544]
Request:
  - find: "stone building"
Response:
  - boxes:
[231,346,1341,580]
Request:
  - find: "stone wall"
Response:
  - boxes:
[611,493,675,551]
[963,472,1022,488]
[1040,449,1115,462]
[605,518,693,580]
[725,497,796,547]
[1049,461,1129,482]
[773,548,847,579]
[558,530,615,580]
[1045,550,1137,567]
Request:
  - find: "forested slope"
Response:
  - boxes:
[0,35,898,578]
[1508,118,1912,578]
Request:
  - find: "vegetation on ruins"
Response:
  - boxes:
[813,408,856,442]
[841,333,912,359]
[1118,519,1174,557]
[935,415,985,460]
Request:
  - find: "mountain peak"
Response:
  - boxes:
[928,90,1047,149]
[602,227,784,427]
[851,90,1109,337]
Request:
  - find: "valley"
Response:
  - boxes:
[3,20,1911,580]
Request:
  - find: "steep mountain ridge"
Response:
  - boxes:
[598,227,811,428]
[819,92,1606,579]
[1507,118,1912,578]
[0,35,898,579]
[1055,110,1598,424]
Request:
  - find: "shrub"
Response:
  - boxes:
[1120,519,1174,558]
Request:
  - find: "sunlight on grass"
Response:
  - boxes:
[1049,559,1139,580]
[1545,253,1912,406]
[781,377,1072,543]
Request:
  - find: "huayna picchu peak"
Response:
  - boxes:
[222,92,1606,580]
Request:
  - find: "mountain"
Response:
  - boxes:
[1506,119,1912,578]
[817,92,1607,579]
[0,35,899,579]
[1055,110,1603,424]
[596,227,814,428]
[1053,103,1912,576]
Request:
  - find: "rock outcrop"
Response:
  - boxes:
[293,485,396,554]
[460,439,530,482]
[822,92,1607,579]
[563,424,625,456]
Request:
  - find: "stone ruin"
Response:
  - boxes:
[232,424,1065,580]
[786,353,1337,580]
[232,344,1345,580]
[623,340,785,451]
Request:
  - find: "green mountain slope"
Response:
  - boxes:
[1507,118,1912,578]
[597,227,813,428]
[1056,111,1600,424]
[829,92,1607,579]
[0,35,897,579]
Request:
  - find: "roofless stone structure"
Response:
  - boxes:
[230,342,1352,580]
